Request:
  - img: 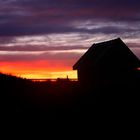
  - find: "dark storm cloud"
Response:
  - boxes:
[0,0,139,36]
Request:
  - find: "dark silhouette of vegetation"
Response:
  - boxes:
[1,71,139,124]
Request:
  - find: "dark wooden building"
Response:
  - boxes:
[73,38,140,88]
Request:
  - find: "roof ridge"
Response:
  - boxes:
[73,37,140,70]
[94,37,121,45]
[73,38,121,69]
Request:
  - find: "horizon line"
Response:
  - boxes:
[29,78,78,82]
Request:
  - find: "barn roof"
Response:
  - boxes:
[73,38,140,70]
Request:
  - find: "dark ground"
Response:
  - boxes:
[0,72,139,126]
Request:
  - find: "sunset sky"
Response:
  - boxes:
[0,0,140,79]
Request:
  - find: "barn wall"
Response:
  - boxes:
[77,66,103,88]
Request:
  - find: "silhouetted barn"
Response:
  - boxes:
[73,38,140,88]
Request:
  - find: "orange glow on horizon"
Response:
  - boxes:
[0,60,77,79]
[20,71,77,79]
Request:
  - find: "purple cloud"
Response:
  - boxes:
[0,0,139,61]
[0,51,82,62]
[0,0,139,36]
[0,45,87,51]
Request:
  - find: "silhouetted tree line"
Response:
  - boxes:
[0,72,139,123]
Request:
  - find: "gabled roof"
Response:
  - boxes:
[73,38,140,70]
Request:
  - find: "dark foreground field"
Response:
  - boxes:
[1,73,139,124]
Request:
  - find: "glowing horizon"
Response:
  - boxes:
[19,70,77,79]
[0,60,78,79]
